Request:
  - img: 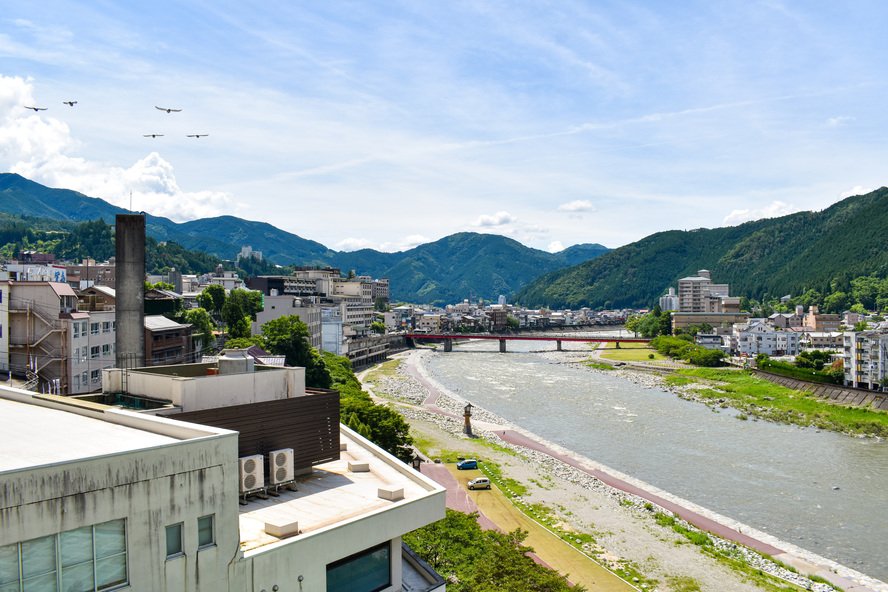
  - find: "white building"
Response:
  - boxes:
[1,357,446,592]
[659,287,679,312]
[733,321,799,357]
[843,331,888,390]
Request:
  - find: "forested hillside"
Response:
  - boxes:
[514,187,888,310]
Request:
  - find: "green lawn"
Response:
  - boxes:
[669,368,888,436]
[600,348,667,362]
[603,341,649,349]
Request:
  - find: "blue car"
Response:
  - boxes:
[457,458,478,470]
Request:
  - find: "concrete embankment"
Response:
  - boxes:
[753,370,888,411]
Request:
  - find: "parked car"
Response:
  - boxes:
[456,458,478,470]
[468,477,491,490]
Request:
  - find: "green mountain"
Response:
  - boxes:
[0,173,610,303]
[514,187,888,309]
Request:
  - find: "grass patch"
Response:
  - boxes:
[480,461,528,497]
[666,575,702,592]
[585,361,614,370]
[601,348,667,362]
[674,368,888,436]
[604,341,650,349]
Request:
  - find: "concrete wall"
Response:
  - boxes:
[0,403,240,592]
[115,214,145,368]
[104,366,306,411]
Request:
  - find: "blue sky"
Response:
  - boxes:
[1,1,885,255]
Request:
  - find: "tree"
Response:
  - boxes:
[506,316,520,330]
[853,320,869,332]
[404,510,583,592]
[184,308,215,352]
[261,316,331,388]
[657,311,672,336]
[199,285,226,313]
[374,297,391,312]
[227,289,263,321]
[370,321,386,334]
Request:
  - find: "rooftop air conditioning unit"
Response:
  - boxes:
[239,455,264,493]
[268,448,295,484]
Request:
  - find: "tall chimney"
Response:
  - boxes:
[115,214,145,368]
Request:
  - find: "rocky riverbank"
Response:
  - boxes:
[363,348,887,592]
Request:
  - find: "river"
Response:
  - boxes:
[423,338,888,583]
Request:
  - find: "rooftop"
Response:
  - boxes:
[0,392,203,473]
[238,427,442,552]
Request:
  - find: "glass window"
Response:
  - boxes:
[326,542,390,592]
[91,323,99,335]
[197,516,214,549]
[81,321,88,335]
[73,347,79,363]
[81,372,88,387]
[166,524,183,558]
[91,346,100,359]
[91,370,101,385]
[102,322,111,334]
[73,375,80,390]
[102,344,111,356]
[73,323,80,339]
[0,543,20,589]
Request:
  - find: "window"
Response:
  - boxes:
[73,375,80,389]
[73,323,80,339]
[91,346,100,359]
[112,321,116,332]
[81,348,88,363]
[197,515,215,549]
[91,370,101,384]
[73,347,80,363]
[91,323,100,336]
[326,542,391,592]
[102,322,111,333]
[165,524,183,558]
[0,519,127,592]
[102,344,111,356]
[81,372,88,387]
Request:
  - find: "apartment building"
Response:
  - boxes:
[659,287,679,312]
[843,331,888,390]
[803,305,841,333]
[252,295,322,349]
[144,315,193,366]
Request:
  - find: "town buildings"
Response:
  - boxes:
[843,331,888,390]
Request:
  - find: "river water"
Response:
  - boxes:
[423,338,888,582]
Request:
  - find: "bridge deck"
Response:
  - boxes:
[405,334,650,343]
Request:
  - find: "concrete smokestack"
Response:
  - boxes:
[115,214,145,368]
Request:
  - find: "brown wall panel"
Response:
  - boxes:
[173,393,340,472]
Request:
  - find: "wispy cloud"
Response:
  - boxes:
[548,241,565,253]
[839,185,873,199]
[557,199,595,212]
[826,116,854,127]
[723,201,797,225]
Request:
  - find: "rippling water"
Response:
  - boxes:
[424,339,888,582]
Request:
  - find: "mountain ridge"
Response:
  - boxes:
[0,173,609,304]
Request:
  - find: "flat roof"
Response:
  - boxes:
[0,396,181,473]
[238,429,440,552]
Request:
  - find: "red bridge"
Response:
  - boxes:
[404,333,650,352]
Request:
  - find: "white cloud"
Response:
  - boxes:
[548,241,564,253]
[557,199,595,212]
[336,234,432,253]
[723,200,797,225]
[470,211,517,227]
[826,116,854,127]
[839,185,873,199]
[335,237,374,252]
[0,75,229,221]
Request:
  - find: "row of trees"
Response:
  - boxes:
[649,335,726,367]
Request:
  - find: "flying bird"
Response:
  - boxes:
[186,134,208,138]
[24,106,47,112]
[155,106,181,113]
[143,134,164,138]
[62,101,77,106]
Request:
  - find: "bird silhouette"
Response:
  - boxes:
[62,101,77,106]
[186,134,208,138]
[155,106,181,113]
[143,134,164,138]
[24,106,47,112]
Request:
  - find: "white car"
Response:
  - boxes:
[468,477,491,490]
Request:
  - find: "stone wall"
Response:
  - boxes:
[752,370,888,411]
